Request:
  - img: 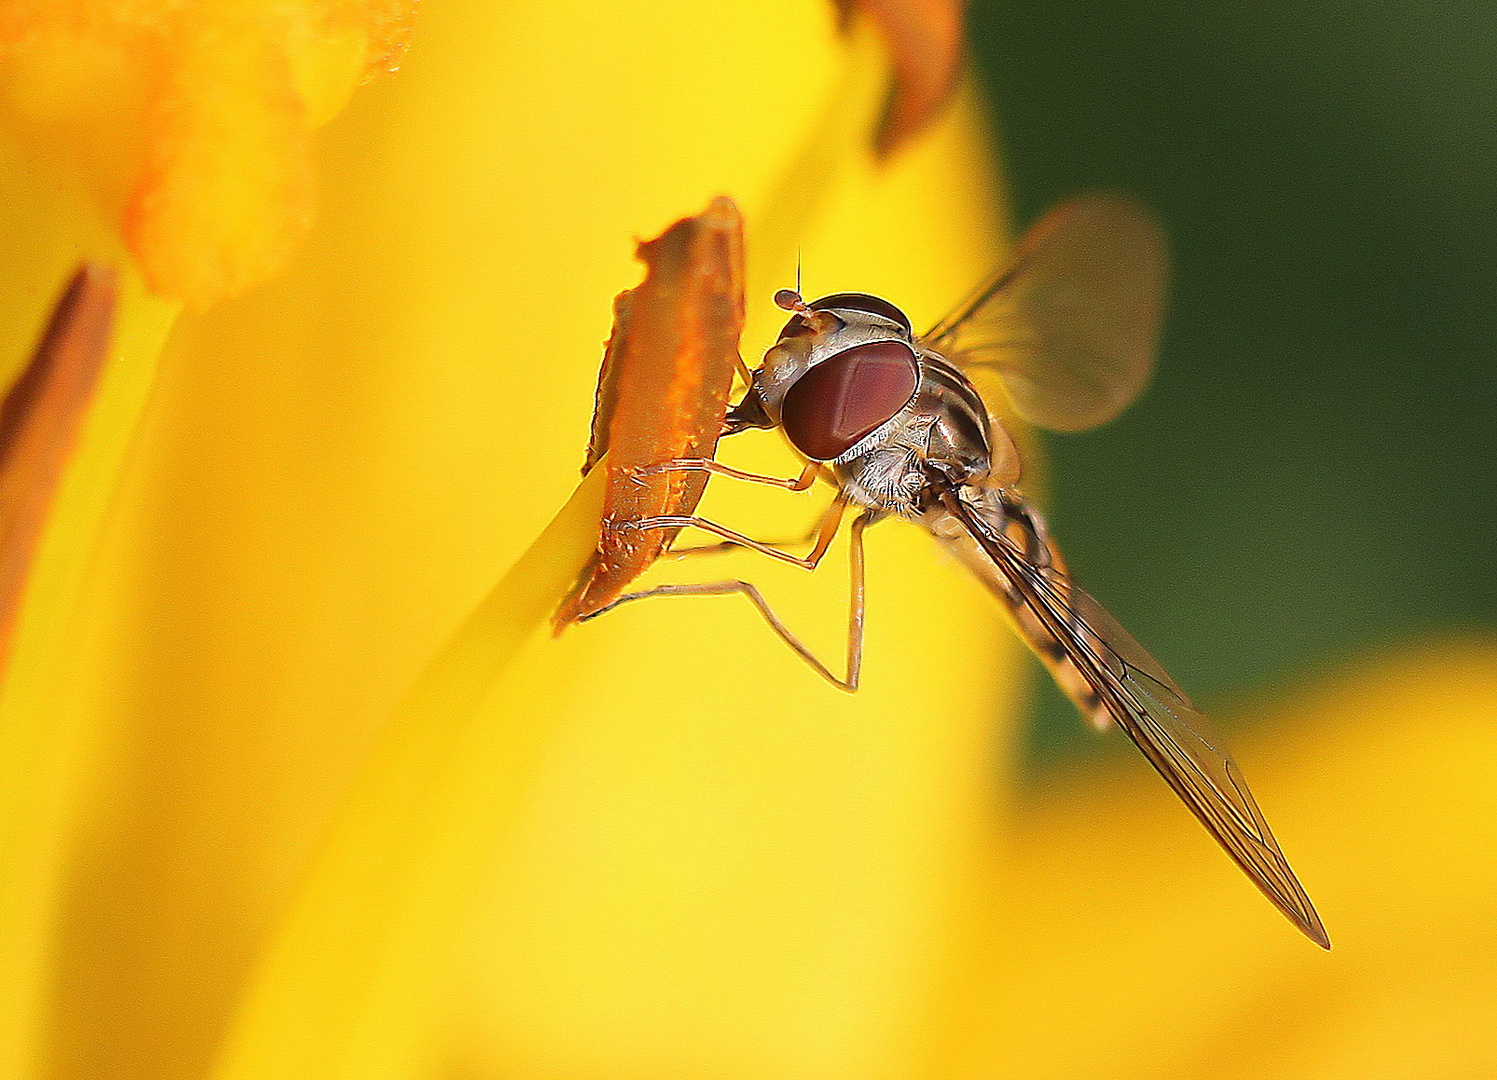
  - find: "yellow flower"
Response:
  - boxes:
[2,1,1495,1078]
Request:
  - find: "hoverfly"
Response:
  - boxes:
[583,195,1329,949]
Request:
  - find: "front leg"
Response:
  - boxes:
[624,495,848,571]
[631,457,821,492]
[581,510,880,692]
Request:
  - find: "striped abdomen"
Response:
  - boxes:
[922,487,1112,730]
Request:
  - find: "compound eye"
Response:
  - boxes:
[780,340,919,461]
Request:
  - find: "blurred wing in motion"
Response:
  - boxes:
[936,484,1330,948]
[923,195,1168,433]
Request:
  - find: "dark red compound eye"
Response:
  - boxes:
[780,340,920,460]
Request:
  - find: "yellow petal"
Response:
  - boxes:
[209,466,605,1080]
[0,7,413,1074]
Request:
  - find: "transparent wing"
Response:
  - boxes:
[939,486,1330,948]
[923,195,1168,433]
[1055,581,1330,948]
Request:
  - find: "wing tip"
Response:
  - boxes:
[1268,878,1330,949]
[1296,908,1332,950]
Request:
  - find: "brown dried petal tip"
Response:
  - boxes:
[836,0,968,158]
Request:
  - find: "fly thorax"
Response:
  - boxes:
[912,352,997,484]
[834,446,927,515]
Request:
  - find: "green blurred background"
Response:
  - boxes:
[965,1,1497,764]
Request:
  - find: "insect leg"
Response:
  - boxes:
[626,496,847,571]
[581,509,878,693]
[637,458,824,556]
[667,490,841,559]
[633,457,821,491]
